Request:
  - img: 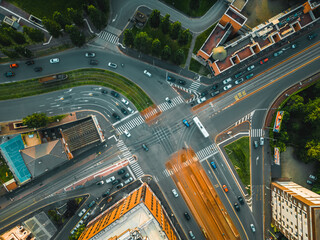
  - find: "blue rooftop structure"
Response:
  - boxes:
[0,135,31,184]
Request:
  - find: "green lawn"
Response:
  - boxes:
[163,0,216,17]
[0,69,153,112]
[189,58,210,76]
[0,154,14,183]
[224,137,251,194]
[193,23,217,54]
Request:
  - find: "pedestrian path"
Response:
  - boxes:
[234,112,254,126]
[168,82,200,95]
[189,81,201,92]
[98,31,119,44]
[196,144,219,162]
[157,96,184,112]
[250,129,264,137]
[116,115,145,134]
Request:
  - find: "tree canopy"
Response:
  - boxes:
[22,113,49,129]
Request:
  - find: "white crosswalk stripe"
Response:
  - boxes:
[234,112,254,126]
[130,161,144,178]
[157,96,184,112]
[196,144,219,162]
[116,115,145,134]
[189,81,201,91]
[98,31,119,44]
[250,129,264,137]
[142,108,159,120]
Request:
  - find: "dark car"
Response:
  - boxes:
[235,78,244,85]
[111,91,119,98]
[178,79,186,85]
[117,169,125,175]
[210,90,220,97]
[254,141,259,149]
[201,91,208,97]
[88,200,96,208]
[112,179,120,185]
[211,84,218,90]
[25,60,35,65]
[307,33,317,40]
[184,212,191,220]
[121,108,128,115]
[234,203,240,211]
[102,189,111,197]
[238,196,244,205]
[89,60,98,65]
[101,89,108,94]
[142,144,149,152]
[116,183,124,189]
[246,73,254,80]
[234,72,243,79]
[4,71,15,77]
[122,173,130,179]
[167,76,176,82]
[34,67,43,72]
[112,113,121,120]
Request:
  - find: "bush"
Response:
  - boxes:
[23,26,44,42]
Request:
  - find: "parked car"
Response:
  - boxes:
[25,60,34,65]
[307,180,314,185]
[107,197,113,202]
[78,208,86,217]
[85,52,96,58]
[122,173,130,179]
[121,108,128,115]
[210,161,217,169]
[254,141,259,149]
[116,183,124,189]
[201,91,208,97]
[291,43,298,49]
[127,107,134,114]
[223,185,228,192]
[260,137,264,146]
[167,76,176,82]
[89,60,98,65]
[110,91,119,98]
[189,231,195,239]
[106,176,115,183]
[112,179,120,185]
[196,97,206,104]
[222,77,232,84]
[121,98,129,105]
[165,97,172,103]
[10,63,18,68]
[172,189,179,198]
[117,169,126,175]
[234,202,240,211]
[123,129,131,137]
[246,73,254,80]
[124,177,133,184]
[102,189,111,197]
[309,175,317,181]
[34,67,43,72]
[101,89,108,94]
[4,71,15,77]
[247,65,255,71]
[273,50,283,57]
[234,72,243,78]
[235,78,244,85]
[178,79,186,85]
[142,144,149,152]
[259,58,269,64]
[144,70,152,77]
[83,212,90,220]
[108,62,117,69]
[238,196,244,205]
[307,33,317,40]
[96,181,104,185]
[184,212,191,220]
[50,58,59,63]
[88,200,96,208]
[212,84,219,90]
[250,224,256,233]
[210,90,220,97]
[112,113,121,120]
[182,119,190,127]
[223,84,232,91]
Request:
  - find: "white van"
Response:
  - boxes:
[106,176,115,183]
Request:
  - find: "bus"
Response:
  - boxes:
[193,116,209,138]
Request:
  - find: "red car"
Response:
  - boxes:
[10,63,19,68]
[223,185,229,192]
[260,58,269,64]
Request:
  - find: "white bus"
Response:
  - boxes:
[193,116,209,138]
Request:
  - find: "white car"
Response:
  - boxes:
[106,176,115,183]
[247,65,255,71]
[259,137,264,146]
[222,77,232,84]
[196,97,206,104]
[85,52,95,58]
[78,208,86,217]
[50,58,60,64]
[250,224,256,232]
[127,107,134,114]
[121,98,129,105]
[144,70,152,77]
[172,189,179,198]
[123,129,131,138]
[223,84,232,91]
[108,62,117,69]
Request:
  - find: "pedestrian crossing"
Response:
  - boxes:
[196,144,219,162]
[116,115,145,134]
[189,81,201,92]
[98,31,119,45]
[250,129,264,137]
[162,158,194,178]
[157,96,184,112]
[130,161,144,179]
[168,82,200,96]
[234,112,254,126]
[142,108,159,120]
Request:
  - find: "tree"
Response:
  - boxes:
[65,199,78,218]
[170,21,181,40]
[88,5,107,30]
[22,113,49,129]
[305,98,320,124]
[152,38,161,55]
[174,48,185,65]
[11,32,26,44]
[1,49,19,58]
[123,29,134,47]
[96,0,109,13]
[15,46,33,58]
[149,9,160,28]
[23,26,44,42]
[305,140,320,162]
[161,14,170,34]
[65,25,86,47]
[134,32,149,51]
[189,0,200,10]
[67,8,84,26]
[287,95,304,113]
[43,18,62,38]
[0,34,12,46]
[53,11,70,30]
[162,45,171,60]
[178,29,191,45]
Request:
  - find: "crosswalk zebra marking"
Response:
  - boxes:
[250,129,264,137]
[189,81,201,92]
[98,31,119,44]
[234,112,254,126]
[157,96,184,112]
[196,144,219,162]
[116,115,145,134]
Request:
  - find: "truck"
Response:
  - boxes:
[39,74,68,83]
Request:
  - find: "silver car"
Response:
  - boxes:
[223,84,232,91]
[172,189,179,198]
[144,70,152,77]
[50,58,59,63]
[247,65,255,71]
[108,62,117,69]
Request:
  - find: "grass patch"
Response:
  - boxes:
[162,0,216,17]
[0,153,14,183]
[224,137,251,194]
[0,69,153,112]
[189,58,210,76]
[193,23,217,54]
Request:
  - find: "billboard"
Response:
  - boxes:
[274,147,280,165]
[273,111,284,133]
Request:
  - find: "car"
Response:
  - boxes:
[273,50,283,57]
[118,169,126,175]
[96,181,104,185]
[182,119,190,127]
[112,113,121,120]
[122,173,130,179]
[254,141,259,149]
[78,208,86,217]
[144,70,152,77]
[178,79,186,85]
[106,176,115,183]
[50,58,60,63]
[184,212,191,220]
[246,73,254,80]
[223,84,232,91]
[70,229,75,235]
[124,177,133,184]
[167,76,176,82]
[108,62,117,69]
[112,179,120,185]
[260,137,264,146]
[101,89,108,94]
[127,107,134,114]
[188,231,195,239]
[196,97,207,104]
[25,60,34,65]
[110,91,119,98]
[116,183,124,189]
[260,58,269,64]
[250,224,256,233]
[307,33,317,40]
[234,202,240,211]
[307,180,314,185]
[142,144,149,152]
[85,52,96,58]
[309,175,317,181]
[89,60,99,65]
[121,98,129,105]
[210,90,220,97]
[88,200,96,208]
[222,77,232,84]
[212,84,219,90]
[34,67,43,72]
[121,108,128,115]
[172,189,179,198]
[4,71,15,77]
[201,91,208,97]
[238,196,244,205]
[102,189,111,197]
[247,65,255,71]
[210,161,217,169]
[234,72,243,78]
[107,197,113,202]
[165,97,172,103]
[83,212,90,220]
[235,78,244,85]
[10,63,19,68]
[222,185,228,192]
[291,43,298,49]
